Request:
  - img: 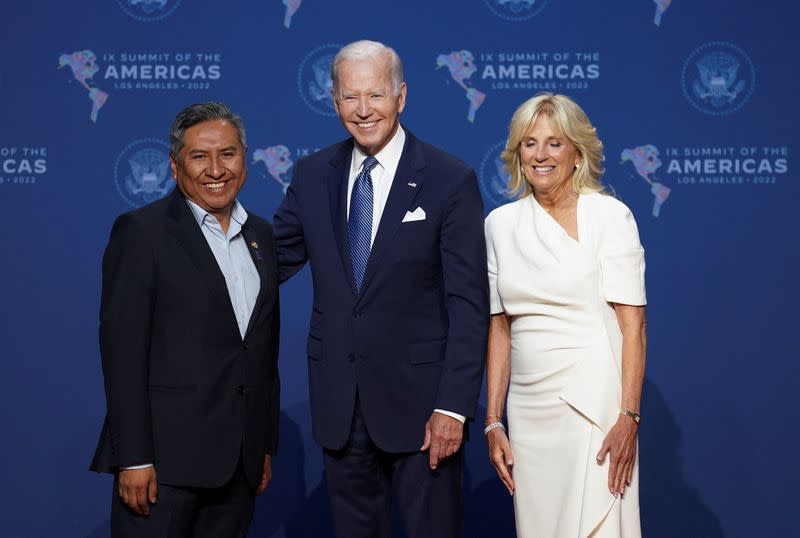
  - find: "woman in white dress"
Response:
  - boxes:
[484,93,646,538]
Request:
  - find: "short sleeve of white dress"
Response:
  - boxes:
[485,213,505,315]
[598,198,647,306]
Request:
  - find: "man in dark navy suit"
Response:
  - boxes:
[91,102,280,537]
[274,40,489,537]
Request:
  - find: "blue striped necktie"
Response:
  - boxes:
[348,156,379,292]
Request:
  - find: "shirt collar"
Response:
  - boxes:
[186,198,248,229]
[351,125,406,175]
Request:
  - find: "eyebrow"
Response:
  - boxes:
[187,146,240,154]
[341,88,389,96]
[523,135,562,141]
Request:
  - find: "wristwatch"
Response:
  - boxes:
[619,407,641,424]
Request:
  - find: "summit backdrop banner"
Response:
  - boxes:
[1,1,798,536]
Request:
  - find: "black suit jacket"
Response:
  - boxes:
[90,188,280,489]
[274,129,488,452]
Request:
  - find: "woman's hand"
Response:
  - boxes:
[487,427,515,495]
[596,414,638,497]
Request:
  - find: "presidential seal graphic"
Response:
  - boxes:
[479,141,512,213]
[253,145,293,193]
[114,139,172,208]
[681,42,755,116]
[436,51,487,123]
[297,44,341,117]
[621,145,671,217]
[58,50,109,123]
[483,0,551,21]
[115,0,182,22]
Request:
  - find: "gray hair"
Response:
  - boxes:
[169,101,247,158]
[331,40,404,97]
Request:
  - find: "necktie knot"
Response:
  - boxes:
[362,156,379,174]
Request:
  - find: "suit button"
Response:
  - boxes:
[353,311,361,318]
[242,341,249,350]
[348,353,354,362]
[237,385,246,395]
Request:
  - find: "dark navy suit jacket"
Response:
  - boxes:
[90,188,280,489]
[274,129,489,452]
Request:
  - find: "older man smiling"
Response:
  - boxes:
[274,40,489,538]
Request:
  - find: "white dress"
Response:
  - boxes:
[485,192,646,538]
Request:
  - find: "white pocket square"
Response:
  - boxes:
[402,207,426,223]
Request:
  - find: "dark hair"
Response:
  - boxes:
[169,101,247,158]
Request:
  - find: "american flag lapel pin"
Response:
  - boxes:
[407,181,417,188]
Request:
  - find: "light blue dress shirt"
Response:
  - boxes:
[186,198,261,339]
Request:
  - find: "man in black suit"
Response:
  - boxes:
[274,41,488,537]
[91,102,280,537]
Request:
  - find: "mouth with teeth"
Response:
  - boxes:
[531,165,556,174]
[355,121,377,130]
[204,180,229,192]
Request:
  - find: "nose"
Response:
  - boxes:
[205,155,225,179]
[356,96,371,118]
[534,144,549,162]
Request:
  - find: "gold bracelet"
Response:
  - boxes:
[619,407,641,424]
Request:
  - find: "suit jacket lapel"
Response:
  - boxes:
[357,131,426,301]
[241,223,271,338]
[328,140,358,295]
[165,189,240,336]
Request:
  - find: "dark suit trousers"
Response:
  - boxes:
[111,460,255,538]
[323,395,464,538]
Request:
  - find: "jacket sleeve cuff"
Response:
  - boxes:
[120,463,153,470]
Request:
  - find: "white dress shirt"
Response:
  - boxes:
[346,126,465,425]
[346,124,405,245]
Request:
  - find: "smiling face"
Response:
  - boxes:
[518,114,581,195]
[332,54,406,156]
[170,118,247,219]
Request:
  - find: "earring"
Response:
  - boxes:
[575,163,580,168]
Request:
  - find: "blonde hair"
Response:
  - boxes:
[502,93,605,199]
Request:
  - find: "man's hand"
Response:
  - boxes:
[419,412,464,470]
[256,454,272,495]
[118,467,157,516]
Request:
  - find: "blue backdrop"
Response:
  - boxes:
[2,1,798,536]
